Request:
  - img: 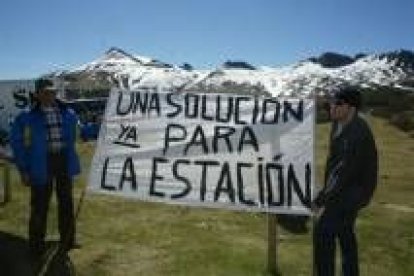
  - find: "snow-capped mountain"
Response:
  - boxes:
[60,47,414,97]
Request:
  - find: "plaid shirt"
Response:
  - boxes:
[42,105,65,153]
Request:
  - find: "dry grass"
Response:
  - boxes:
[0,116,413,275]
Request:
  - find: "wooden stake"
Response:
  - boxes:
[267,213,281,276]
[0,161,11,205]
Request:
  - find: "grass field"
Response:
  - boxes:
[1,116,413,275]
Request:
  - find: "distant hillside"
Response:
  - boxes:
[308,52,355,68]
[50,47,413,98]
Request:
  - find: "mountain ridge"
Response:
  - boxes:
[56,48,414,97]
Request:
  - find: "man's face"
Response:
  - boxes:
[329,99,352,122]
[36,88,57,106]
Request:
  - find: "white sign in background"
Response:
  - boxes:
[88,89,315,214]
[0,80,34,135]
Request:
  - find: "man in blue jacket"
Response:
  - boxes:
[312,87,378,276]
[10,78,81,256]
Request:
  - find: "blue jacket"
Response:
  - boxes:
[10,102,81,186]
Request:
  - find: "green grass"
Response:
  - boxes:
[1,116,413,275]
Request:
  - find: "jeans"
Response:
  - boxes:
[313,207,359,276]
[29,152,75,254]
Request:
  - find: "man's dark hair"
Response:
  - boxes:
[333,86,362,109]
[35,78,55,93]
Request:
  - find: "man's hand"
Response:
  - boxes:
[310,201,319,213]
[310,201,325,219]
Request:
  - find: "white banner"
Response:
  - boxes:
[0,80,34,136]
[88,88,315,214]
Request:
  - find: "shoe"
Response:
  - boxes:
[59,241,81,252]
[68,242,81,250]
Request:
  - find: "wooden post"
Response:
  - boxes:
[4,162,10,203]
[0,161,11,205]
[267,213,281,276]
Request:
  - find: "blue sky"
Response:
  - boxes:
[0,0,413,79]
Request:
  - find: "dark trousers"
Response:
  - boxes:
[314,207,359,276]
[29,153,75,253]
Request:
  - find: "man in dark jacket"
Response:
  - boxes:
[312,87,378,276]
[10,78,81,257]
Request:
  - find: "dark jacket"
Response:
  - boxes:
[10,101,81,186]
[314,113,378,210]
